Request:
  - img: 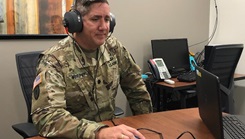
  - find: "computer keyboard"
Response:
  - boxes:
[177,71,196,82]
[223,116,245,138]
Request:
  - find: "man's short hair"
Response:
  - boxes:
[76,0,109,16]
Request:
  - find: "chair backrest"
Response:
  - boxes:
[16,51,42,123]
[204,44,243,113]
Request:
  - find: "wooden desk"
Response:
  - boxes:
[154,78,196,111]
[103,108,214,139]
[27,108,213,139]
[154,73,245,111]
[155,78,196,90]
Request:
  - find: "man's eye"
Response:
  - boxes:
[91,18,99,21]
[105,18,110,22]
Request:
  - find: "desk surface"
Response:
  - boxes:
[103,108,214,139]
[155,78,196,90]
[28,108,213,139]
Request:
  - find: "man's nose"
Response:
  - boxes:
[99,20,109,30]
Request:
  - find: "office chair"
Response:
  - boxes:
[12,51,124,138]
[144,77,158,112]
[204,44,243,114]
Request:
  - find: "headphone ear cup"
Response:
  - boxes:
[63,10,83,33]
[109,13,116,33]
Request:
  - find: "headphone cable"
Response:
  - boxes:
[69,32,112,121]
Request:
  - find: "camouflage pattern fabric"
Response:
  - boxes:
[31,36,153,139]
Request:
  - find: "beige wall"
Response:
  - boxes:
[0,0,210,138]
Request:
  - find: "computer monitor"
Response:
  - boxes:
[151,38,190,77]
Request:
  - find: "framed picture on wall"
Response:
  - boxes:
[0,0,73,39]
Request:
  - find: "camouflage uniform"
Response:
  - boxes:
[31,36,153,139]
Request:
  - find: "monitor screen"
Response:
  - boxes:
[151,38,190,77]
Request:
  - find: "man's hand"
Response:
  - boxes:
[96,124,145,139]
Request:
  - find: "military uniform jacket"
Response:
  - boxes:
[31,36,153,139]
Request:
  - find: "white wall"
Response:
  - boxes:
[209,0,245,114]
[0,0,210,138]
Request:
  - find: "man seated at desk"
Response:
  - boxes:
[31,0,153,139]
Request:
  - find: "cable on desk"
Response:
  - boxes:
[137,128,164,139]
[110,118,118,126]
[176,131,196,139]
[110,119,164,139]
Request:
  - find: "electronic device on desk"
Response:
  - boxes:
[147,58,175,84]
[176,55,197,82]
[177,55,197,82]
[151,38,191,77]
[177,71,196,82]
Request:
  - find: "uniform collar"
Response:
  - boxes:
[71,37,111,68]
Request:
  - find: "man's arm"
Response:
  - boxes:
[117,44,153,115]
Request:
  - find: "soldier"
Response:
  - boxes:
[31,0,153,139]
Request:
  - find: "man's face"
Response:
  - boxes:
[79,3,110,50]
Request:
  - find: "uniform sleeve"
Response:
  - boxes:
[31,54,108,139]
[117,45,153,115]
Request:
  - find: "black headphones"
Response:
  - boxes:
[63,0,116,33]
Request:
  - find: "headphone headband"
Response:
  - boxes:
[63,0,115,33]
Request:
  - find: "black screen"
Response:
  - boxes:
[151,38,190,77]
